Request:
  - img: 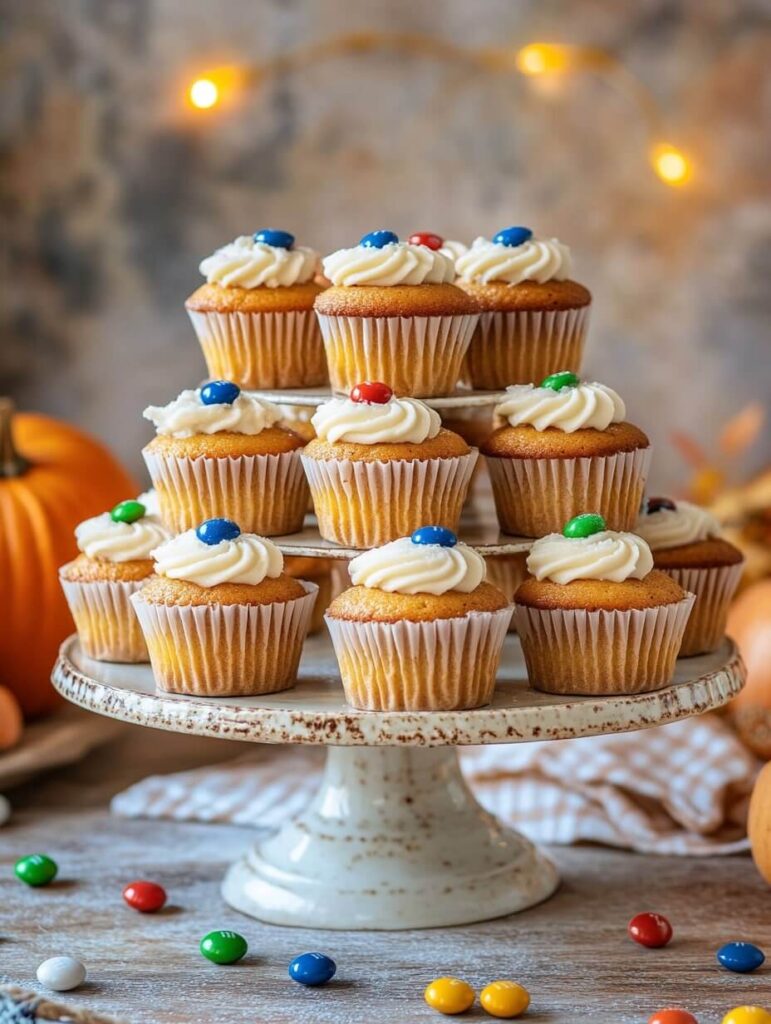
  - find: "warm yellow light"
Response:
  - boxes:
[189,78,219,109]
[651,143,692,185]
[515,43,571,76]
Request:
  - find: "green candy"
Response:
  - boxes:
[200,930,248,965]
[563,513,606,539]
[110,500,146,525]
[540,371,580,391]
[15,853,58,887]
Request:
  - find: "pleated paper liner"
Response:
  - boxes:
[316,312,479,397]
[513,593,695,696]
[485,552,529,632]
[131,582,318,697]
[325,606,513,711]
[59,574,148,663]
[301,449,479,547]
[465,305,590,390]
[487,445,652,537]
[187,308,328,389]
[662,562,744,656]
[143,448,308,536]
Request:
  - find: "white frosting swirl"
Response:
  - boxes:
[635,500,720,551]
[76,512,170,563]
[322,243,455,286]
[276,403,315,425]
[144,389,281,438]
[349,537,486,595]
[456,236,572,285]
[439,239,468,263]
[526,530,653,584]
[136,489,160,516]
[311,396,441,444]
[495,381,625,432]
[199,235,318,288]
[152,529,283,587]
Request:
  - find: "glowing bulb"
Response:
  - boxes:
[189,78,219,110]
[515,43,571,76]
[651,143,692,185]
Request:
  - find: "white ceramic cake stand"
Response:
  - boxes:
[52,632,744,931]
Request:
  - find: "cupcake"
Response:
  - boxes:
[636,497,744,656]
[284,556,334,634]
[325,526,512,710]
[59,499,170,662]
[482,372,651,537]
[142,380,308,536]
[301,381,478,546]
[131,518,317,696]
[455,226,591,389]
[185,230,327,389]
[513,513,695,695]
[314,230,480,397]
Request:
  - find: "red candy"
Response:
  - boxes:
[122,880,167,913]
[349,381,393,405]
[628,911,673,948]
[408,232,444,251]
[648,1011,698,1024]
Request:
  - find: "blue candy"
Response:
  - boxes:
[360,230,398,249]
[200,380,240,406]
[254,229,295,249]
[288,952,337,987]
[493,226,533,247]
[196,518,241,546]
[411,526,457,547]
[716,941,765,973]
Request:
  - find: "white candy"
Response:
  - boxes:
[36,955,87,991]
[0,794,10,826]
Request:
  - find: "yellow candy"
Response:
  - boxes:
[722,1010,771,1024]
[480,980,531,1019]
[424,977,475,1015]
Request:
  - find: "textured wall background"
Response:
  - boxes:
[1,0,769,490]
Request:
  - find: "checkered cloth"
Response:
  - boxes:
[112,714,758,855]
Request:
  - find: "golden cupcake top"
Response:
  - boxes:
[74,499,170,564]
[311,382,441,445]
[151,518,283,588]
[348,527,486,596]
[494,373,625,433]
[199,230,318,289]
[635,497,721,550]
[322,230,455,287]
[143,381,281,438]
[455,226,572,285]
[526,514,654,585]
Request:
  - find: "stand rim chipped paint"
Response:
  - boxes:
[52,634,744,929]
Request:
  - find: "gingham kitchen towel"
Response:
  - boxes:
[112,713,759,855]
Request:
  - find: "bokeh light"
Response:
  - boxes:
[651,143,692,186]
[189,78,219,109]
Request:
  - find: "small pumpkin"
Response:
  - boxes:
[0,686,23,750]
[727,580,771,758]
[748,759,771,885]
[0,398,137,718]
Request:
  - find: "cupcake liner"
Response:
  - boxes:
[513,593,695,695]
[465,306,589,390]
[486,446,652,537]
[485,553,529,632]
[316,312,478,397]
[187,308,328,389]
[301,449,478,547]
[143,448,308,536]
[130,582,318,697]
[59,573,148,663]
[662,562,744,657]
[325,606,513,710]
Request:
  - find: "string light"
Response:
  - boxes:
[651,143,692,186]
[515,43,572,76]
[189,78,219,109]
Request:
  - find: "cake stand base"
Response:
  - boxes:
[222,745,559,930]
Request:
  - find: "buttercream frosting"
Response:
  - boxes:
[636,500,720,551]
[144,389,281,438]
[199,235,318,288]
[311,396,441,444]
[526,530,654,585]
[135,489,160,516]
[151,529,283,587]
[348,536,485,595]
[439,239,468,263]
[322,242,455,287]
[455,235,572,285]
[76,512,170,563]
[495,381,625,432]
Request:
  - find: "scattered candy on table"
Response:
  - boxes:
[628,911,673,948]
[424,977,475,1015]
[480,980,530,1018]
[349,381,393,405]
[199,930,248,965]
[721,1009,771,1024]
[15,854,58,887]
[36,956,87,992]
[717,942,765,973]
[0,794,10,826]
[288,952,337,986]
[648,1010,698,1024]
[122,880,167,913]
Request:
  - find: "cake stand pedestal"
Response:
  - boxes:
[52,633,744,930]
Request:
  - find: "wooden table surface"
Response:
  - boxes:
[1,722,770,1024]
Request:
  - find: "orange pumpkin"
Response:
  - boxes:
[0,686,23,750]
[726,580,771,759]
[748,759,771,885]
[0,398,137,718]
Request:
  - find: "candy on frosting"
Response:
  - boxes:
[199,235,318,288]
[144,388,281,438]
[455,235,572,285]
[635,499,720,551]
[151,529,283,587]
[76,512,170,563]
[526,530,654,585]
[349,536,486,595]
[439,239,468,263]
[322,242,455,287]
[311,395,441,444]
[494,381,625,433]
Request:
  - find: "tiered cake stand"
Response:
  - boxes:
[51,389,745,931]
